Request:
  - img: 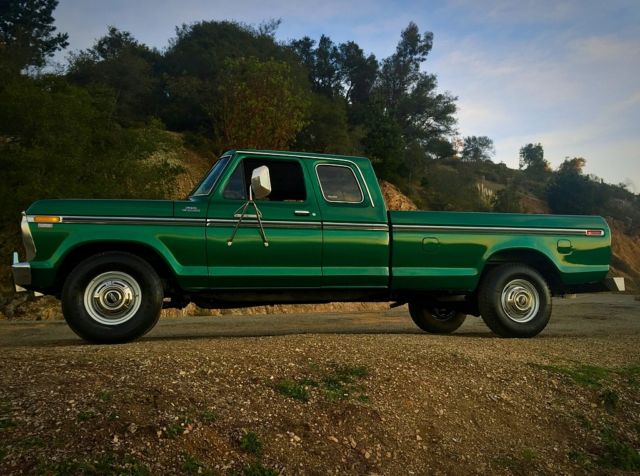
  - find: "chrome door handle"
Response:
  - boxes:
[294,210,311,216]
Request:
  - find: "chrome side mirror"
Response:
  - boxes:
[251,166,271,200]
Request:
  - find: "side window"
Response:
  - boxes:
[316,165,363,203]
[223,158,307,202]
[223,164,246,199]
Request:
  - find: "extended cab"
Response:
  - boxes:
[12,150,624,343]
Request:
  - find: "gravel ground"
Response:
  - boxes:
[0,294,639,475]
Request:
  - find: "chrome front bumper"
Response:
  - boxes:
[11,251,31,292]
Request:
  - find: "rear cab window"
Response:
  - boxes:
[316,164,363,204]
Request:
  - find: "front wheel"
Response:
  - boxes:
[62,252,163,344]
[478,264,551,338]
[408,302,467,334]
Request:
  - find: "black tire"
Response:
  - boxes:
[408,302,467,334]
[61,252,163,344]
[478,264,551,338]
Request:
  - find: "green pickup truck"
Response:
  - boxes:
[12,149,623,343]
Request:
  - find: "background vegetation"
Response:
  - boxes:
[1,0,639,235]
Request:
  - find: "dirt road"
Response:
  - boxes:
[1,294,638,347]
[0,294,639,475]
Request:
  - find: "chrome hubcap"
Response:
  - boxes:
[429,307,458,321]
[500,279,539,323]
[83,271,142,325]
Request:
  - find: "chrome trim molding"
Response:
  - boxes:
[11,251,31,291]
[315,163,365,204]
[207,218,321,230]
[236,150,376,207]
[323,222,389,231]
[21,212,37,260]
[392,224,605,236]
[59,216,205,226]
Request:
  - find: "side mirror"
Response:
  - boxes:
[250,166,272,200]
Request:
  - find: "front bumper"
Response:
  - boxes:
[11,251,31,292]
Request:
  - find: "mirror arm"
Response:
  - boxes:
[227,186,269,247]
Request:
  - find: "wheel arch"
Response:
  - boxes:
[480,248,563,295]
[55,241,179,294]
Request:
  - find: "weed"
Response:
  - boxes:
[273,379,309,402]
[0,447,6,462]
[200,409,217,423]
[78,409,97,421]
[98,390,113,403]
[599,388,619,412]
[575,414,593,431]
[181,453,214,476]
[599,429,640,470]
[568,449,592,467]
[17,436,45,448]
[532,362,640,389]
[243,462,278,476]
[240,431,263,456]
[0,416,15,430]
[273,365,370,403]
[495,448,538,474]
[165,423,185,439]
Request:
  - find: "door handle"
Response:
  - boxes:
[294,210,311,216]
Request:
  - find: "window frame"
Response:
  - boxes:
[315,163,365,204]
[221,157,309,203]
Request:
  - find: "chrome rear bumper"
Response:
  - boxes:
[11,251,31,292]
[605,277,625,292]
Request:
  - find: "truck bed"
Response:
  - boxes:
[389,210,611,292]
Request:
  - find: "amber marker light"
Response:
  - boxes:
[33,216,61,223]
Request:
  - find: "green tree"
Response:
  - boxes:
[519,143,549,172]
[0,75,179,227]
[462,136,494,162]
[216,57,309,150]
[558,156,586,174]
[160,20,295,133]
[0,0,68,73]
[67,27,161,125]
[294,94,357,154]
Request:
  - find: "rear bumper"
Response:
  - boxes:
[11,251,31,292]
[564,276,625,294]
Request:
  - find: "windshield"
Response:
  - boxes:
[189,156,231,197]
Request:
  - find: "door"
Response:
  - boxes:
[206,155,323,288]
[309,159,390,288]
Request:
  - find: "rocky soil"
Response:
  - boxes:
[1,296,639,475]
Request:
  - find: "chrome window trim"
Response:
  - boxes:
[190,155,232,197]
[392,224,605,236]
[315,164,364,204]
[235,151,375,207]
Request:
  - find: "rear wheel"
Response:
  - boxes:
[478,264,551,338]
[62,252,163,344]
[408,302,466,334]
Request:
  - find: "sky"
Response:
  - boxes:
[51,0,640,191]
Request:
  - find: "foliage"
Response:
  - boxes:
[519,143,549,173]
[493,185,524,213]
[239,431,264,456]
[0,75,181,227]
[462,136,494,162]
[216,57,309,150]
[0,0,68,73]
[67,26,162,126]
